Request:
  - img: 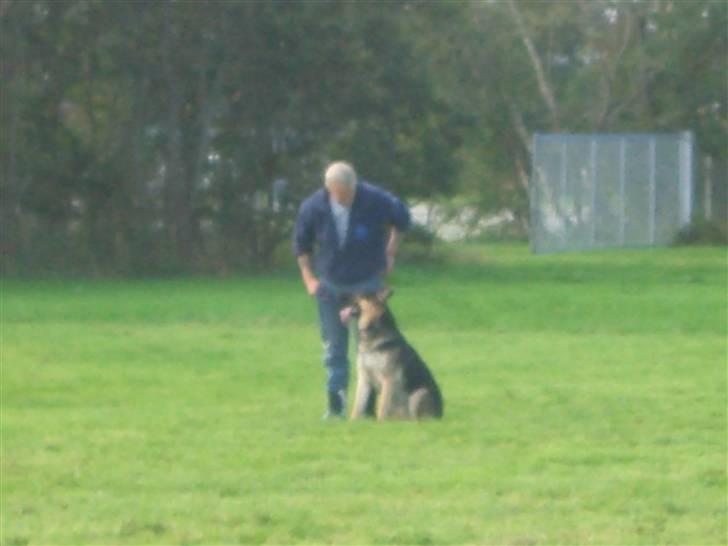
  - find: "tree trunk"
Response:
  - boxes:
[1,6,22,273]
[161,3,184,267]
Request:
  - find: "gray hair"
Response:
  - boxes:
[324,161,357,189]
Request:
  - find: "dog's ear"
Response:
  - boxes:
[376,287,393,302]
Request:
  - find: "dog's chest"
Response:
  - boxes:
[357,349,393,374]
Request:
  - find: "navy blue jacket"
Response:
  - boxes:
[293,181,411,285]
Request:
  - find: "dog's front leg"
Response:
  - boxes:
[350,362,373,419]
[377,376,394,420]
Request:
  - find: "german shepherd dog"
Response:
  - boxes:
[346,288,443,420]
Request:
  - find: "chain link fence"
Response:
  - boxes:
[529,132,695,253]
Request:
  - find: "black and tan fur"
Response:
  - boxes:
[349,288,443,420]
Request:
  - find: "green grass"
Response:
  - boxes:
[2,244,726,545]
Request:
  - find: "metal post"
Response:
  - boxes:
[678,132,693,227]
[704,156,713,221]
[560,141,568,248]
[530,135,540,253]
[648,137,656,245]
[619,138,627,246]
[590,138,598,247]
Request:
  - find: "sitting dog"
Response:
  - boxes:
[345,288,443,420]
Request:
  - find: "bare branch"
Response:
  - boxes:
[514,154,530,194]
[595,7,635,129]
[506,0,560,130]
[508,103,533,154]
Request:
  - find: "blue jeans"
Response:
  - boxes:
[316,277,384,394]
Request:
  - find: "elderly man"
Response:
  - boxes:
[294,161,411,418]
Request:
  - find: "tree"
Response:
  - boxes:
[409,0,726,228]
[1,0,724,275]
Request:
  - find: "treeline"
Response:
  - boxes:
[1,0,725,275]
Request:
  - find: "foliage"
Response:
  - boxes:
[1,0,725,275]
[411,0,726,221]
[673,220,728,246]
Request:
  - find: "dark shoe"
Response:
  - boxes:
[321,409,345,420]
[322,390,346,420]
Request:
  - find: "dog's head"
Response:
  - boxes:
[349,287,394,332]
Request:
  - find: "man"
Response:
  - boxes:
[293,161,411,418]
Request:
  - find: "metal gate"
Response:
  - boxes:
[530,132,694,253]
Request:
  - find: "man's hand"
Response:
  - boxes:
[339,305,356,324]
[304,277,320,297]
[297,254,320,297]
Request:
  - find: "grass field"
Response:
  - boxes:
[2,244,726,545]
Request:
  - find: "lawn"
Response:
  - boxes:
[1,244,726,545]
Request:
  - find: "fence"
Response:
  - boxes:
[529,132,695,253]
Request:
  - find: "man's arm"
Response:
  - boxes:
[297,254,320,297]
[293,196,320,297]
[380,188,409,277]
[385,227,403,275]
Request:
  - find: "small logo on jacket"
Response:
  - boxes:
[353,224,368,240]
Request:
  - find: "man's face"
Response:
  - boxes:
[328,182,355,207]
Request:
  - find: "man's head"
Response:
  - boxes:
[324,161,357,207]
